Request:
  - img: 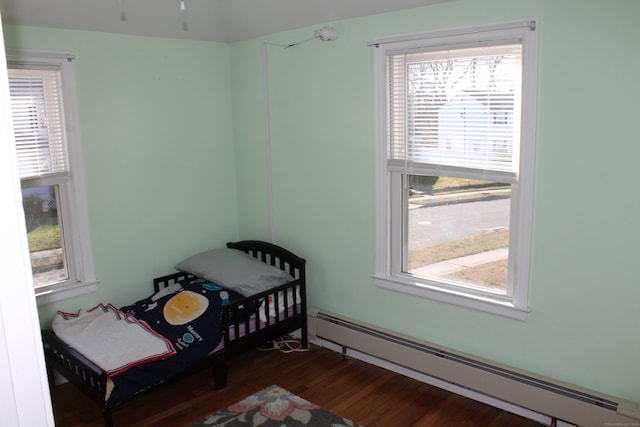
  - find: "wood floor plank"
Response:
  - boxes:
[49,343,544,427]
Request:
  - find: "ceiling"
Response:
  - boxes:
[0,0,451,43]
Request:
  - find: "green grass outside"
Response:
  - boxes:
[431,177,506,193]
[28,224,61,252]
[408,229,509,269]
[408,230,510,291]
[28,224,63,270]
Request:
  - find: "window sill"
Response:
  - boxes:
[373,274,529,321]
[35,279,99,307]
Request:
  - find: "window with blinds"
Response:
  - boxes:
[9,68,68,180]
[7,50,97,300]
[373,21,538,319]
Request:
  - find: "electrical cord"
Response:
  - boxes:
[257,336,309,353]
[284,36,317,49]
[266,27,337,50]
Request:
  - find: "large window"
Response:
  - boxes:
[7,50,97,303]
[372,21,538,319]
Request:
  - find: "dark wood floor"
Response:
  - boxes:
[50,343,544,427]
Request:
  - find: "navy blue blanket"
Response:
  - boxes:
[108,277,245,406]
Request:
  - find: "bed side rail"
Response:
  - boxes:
[42,329,108,406]
[222,277,307,355]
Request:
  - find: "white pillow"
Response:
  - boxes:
[175,248,294,296]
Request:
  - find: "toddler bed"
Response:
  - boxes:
[42,240,307,427]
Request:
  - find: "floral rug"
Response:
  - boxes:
[191,385,361,427]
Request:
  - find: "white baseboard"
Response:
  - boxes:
[306,334,555,425]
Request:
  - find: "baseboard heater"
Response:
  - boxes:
[310,309,639,427]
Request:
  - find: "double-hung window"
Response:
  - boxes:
[372,21,538,320]
[7,50,97,304]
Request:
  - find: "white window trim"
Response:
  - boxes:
[7,49,98,305]
[372,20,538,321]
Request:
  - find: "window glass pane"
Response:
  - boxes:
[22,185,68,287]
[406,175,510,293]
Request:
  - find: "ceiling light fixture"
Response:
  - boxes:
[180,0,186,11]
[284,26,339,48]
[313,27,338,41]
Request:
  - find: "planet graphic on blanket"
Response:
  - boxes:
[163,290,209,325]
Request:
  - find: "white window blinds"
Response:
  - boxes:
[387,43,522,175]
[9,67,68,180]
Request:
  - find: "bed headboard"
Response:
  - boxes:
[226,240,306,280]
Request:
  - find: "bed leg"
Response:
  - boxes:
[212,352,227,390]
[301,322,310,350]
[103,408,113,427]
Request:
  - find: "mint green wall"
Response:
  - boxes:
[230,0,640,403]
[4,0,639,407]
[3,26,240,322]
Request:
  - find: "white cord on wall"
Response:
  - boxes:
[261,42,276,244]
[260,27,338,244]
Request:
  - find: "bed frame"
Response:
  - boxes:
[42,240,307,427]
